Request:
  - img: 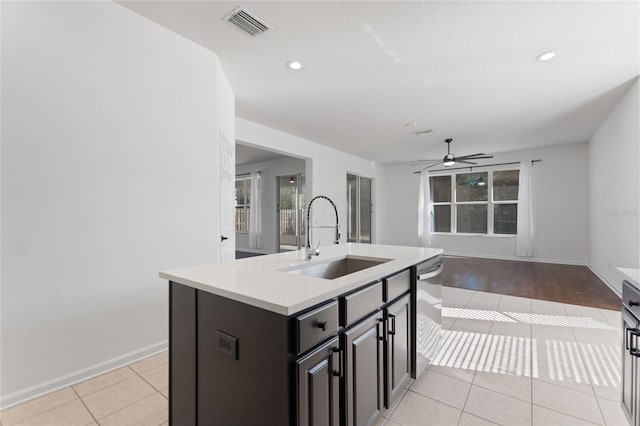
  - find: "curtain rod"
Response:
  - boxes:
[413,159,542,174]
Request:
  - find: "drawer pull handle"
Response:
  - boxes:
[630,301,640,307]
[315,321,328,331]
[628,328,640,353]
[377,318,385,341]
[332,347,343,377]
[388,314,396,336]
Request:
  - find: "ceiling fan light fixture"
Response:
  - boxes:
[443,154,455,166]
[287,60,303,70]
[477,177,486,186]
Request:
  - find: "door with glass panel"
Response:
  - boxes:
[277,174,306,252]
[347,174,372,244]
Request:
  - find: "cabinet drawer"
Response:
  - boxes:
[385,269,411,302]
[341,281,383,326]
[623,281,640,318]
[295,301,339,354]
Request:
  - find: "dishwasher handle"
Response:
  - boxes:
[418,263,444,281]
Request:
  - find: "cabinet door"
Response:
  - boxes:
[296,337,340,426]
[622,309,638,425]
[386,294,411,408]
[344,312,384,426]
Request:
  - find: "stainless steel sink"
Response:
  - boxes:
[284,255,391,280]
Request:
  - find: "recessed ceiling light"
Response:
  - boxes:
[287,61,303,70]
[536,51,556,62]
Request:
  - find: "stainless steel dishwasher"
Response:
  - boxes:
[622,279,640,425]
[414,255,443,378]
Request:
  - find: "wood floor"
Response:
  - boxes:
[442,256,621,310]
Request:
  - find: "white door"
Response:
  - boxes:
[219,131,235,262]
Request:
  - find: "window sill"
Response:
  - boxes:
[431,232,516,238]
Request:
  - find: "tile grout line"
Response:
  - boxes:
[403,388,470,414]
[563,302,608,426]
[531,402,602,426]
[384,386,409,421]
[79,365,167,423]
[574,342,609,425]
[530,298,534,426]
[83,388,162,423]
[456,362,476,426]
[0,389,78,426]
[70,387,100,426]
[72,366,137,400]
[129,363,168,393]
[0,363,154,425]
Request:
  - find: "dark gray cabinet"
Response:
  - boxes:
[386,294,411,406]
[295,337,341,426]
[343,311,385,426]
[622,308,637,425]
[169,263,426,426]
[622,278,640,426]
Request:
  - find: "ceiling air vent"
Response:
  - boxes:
[224,7,270,37]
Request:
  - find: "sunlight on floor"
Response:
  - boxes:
[436,302,620,390]
[443,306,618,330]
[442,307,516,322]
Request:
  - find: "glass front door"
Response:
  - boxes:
[277,174,306,252]
[347,174,372,244]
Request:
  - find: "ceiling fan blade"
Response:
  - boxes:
[456,160,477,165]
[456,153,490,160]
[418,161,444,172]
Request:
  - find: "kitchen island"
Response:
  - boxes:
[161,243,442,426]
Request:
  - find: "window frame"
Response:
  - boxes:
[429,165,520,237]
[235,175,251,234]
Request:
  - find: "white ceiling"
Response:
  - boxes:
[236,143,288,166]
[121,1,639,163]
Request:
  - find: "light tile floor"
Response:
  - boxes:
[0,352,168,426]
[381,287,626,426]
[0,287,626,426]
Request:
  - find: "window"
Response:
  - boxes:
[235,176,251,233]
[429,169,519,235]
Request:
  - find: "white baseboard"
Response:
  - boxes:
[442,251,587,266]
[587,264,622,297]
[0,340,168,410]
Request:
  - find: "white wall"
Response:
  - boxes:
[236,119,376,248]
[589,78,639,294]
[1,1,234,406]
[377,143,591,264]
[236,156,306,254]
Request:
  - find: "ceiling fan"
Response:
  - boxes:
[412,138,493,171]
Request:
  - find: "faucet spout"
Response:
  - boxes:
[306,195,340,259]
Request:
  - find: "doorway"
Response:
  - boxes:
[235,142,307,256]
[277,174,306,252]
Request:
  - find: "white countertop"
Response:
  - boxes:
[160,243,442,315]
[618,267,640,290]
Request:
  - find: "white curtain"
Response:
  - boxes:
[249,172,262,249]
[418,171,432,247]
[516,162,534,257]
